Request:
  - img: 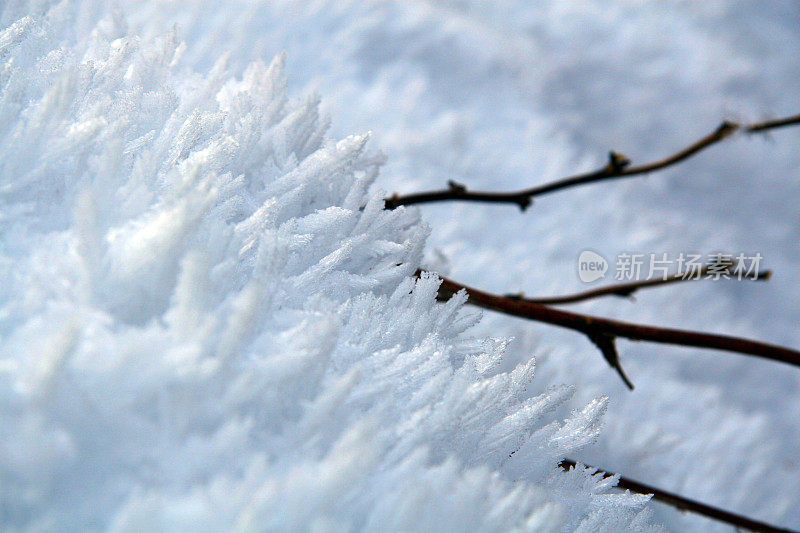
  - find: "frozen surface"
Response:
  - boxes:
[2,1,799,531]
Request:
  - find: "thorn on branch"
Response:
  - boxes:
[587,333,634,389]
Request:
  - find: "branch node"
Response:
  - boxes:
[447,179,467,193]
[517,196,533,211]
[607,151,631,173]
[717,120,739,135]
[611,287,638,299]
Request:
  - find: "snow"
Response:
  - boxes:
[2,1,799,531]
[0,2,657,531]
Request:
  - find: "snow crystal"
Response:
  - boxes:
[0,3,654,531]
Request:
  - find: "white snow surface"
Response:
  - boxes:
[2,1,799,532]
[0,2,658,532]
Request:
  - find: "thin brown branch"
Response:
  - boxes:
[559,459,795,533]
[385,112,800,210]
[745,112,800,133]
[509,265,771,306]
[426,271,800,389]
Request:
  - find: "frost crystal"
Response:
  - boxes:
[0,3,656,531]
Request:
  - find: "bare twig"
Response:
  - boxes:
[509,265,771,306]
[558,459,795,533]
[385,112,800,210]
[427,271,800,389]
[746,112,800,133]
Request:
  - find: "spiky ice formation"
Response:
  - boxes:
[0,4,655,531]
